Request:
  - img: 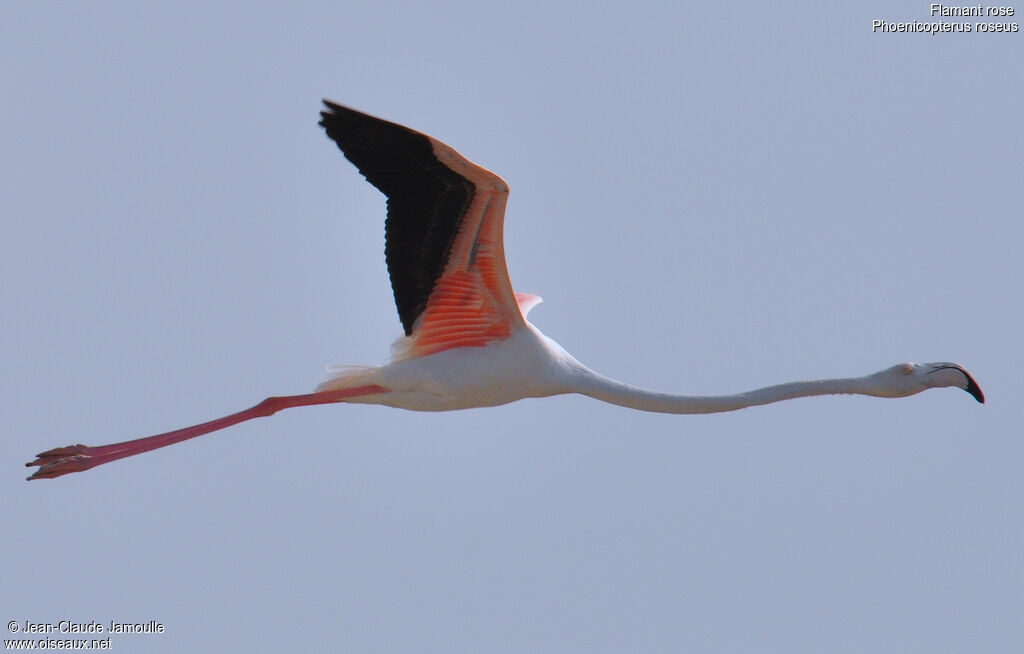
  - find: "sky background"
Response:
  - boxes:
[3,2,1021,652]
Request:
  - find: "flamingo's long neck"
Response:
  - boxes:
[572,370,881,414]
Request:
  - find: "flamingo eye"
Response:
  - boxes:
[902,363,913,375]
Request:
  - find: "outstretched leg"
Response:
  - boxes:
[26,385,388,480]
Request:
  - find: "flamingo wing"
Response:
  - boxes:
[319,101,526,359]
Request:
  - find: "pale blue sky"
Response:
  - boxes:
[3,2,1021,652]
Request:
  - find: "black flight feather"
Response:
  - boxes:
[319,101,475,335]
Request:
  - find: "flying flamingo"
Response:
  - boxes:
[26,101,984,480]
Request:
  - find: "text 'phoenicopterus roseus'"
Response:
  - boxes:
[26,101,984,480]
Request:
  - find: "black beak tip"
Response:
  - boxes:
[962,371,985,404]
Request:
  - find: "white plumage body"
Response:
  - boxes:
[321,320,584,411]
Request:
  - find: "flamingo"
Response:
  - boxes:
[26,101,984,481]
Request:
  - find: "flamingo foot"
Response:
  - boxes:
[27,446,102,480]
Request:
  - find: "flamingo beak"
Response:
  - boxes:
[962,369,985,404]
[933,364,985,403]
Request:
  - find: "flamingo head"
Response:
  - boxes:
[874,362,984,403]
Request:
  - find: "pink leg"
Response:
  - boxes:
[26,385,389,480]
